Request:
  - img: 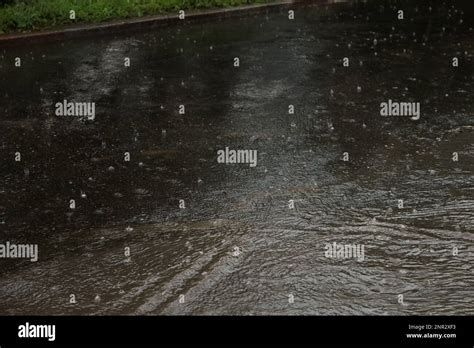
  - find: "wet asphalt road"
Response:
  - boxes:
[0,0,473,314]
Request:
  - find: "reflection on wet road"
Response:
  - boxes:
[0,0,473,315]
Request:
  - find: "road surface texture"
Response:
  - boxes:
[0,0,473,315]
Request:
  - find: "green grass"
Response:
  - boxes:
[0,0,272,34]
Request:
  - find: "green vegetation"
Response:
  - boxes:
[0,0,272,34]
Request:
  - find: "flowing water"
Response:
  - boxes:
[0,0,473,315]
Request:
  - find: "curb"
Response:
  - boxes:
[0,0,308,45]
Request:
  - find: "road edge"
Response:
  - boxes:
[0,0,314,45]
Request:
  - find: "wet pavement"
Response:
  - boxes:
[0,0,473,315]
